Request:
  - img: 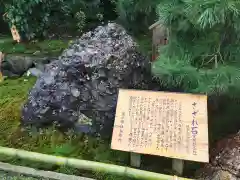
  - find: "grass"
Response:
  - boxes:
[0,34,151,58]
[0,77,130,180]
[0,37,70,57]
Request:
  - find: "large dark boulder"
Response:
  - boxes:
[22,23,155,137]
[196,131,240,180]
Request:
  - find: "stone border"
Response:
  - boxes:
[0,162,95,180]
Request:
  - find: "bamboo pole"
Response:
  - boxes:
[0,146,193,180]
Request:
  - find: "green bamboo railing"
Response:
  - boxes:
[0,146,193,180]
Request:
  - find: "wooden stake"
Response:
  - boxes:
[10,25,21,43]
[130,153,141,168]
[0,52,3,82]
[172,159,184,176]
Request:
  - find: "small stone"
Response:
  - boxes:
[71,88,80,97]
[27,68,43,77]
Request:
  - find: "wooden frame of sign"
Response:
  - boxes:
[111,89,209,175]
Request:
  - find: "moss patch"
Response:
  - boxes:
[0,77,129,180]
[0,77,36,142]
[0,37,70,56]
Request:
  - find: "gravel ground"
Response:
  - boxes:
[0,162,93,180]
[0,171,49,180]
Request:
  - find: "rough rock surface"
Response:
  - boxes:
[196,131,240,180]
[1,55,33,77]
[22,23,155,137]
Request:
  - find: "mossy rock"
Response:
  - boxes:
[1,54,58,78]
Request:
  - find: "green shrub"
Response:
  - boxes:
[0,0,10,34]
[75,11,86,32]
[115,0,158,35]
[2,0,158,39]
[2,0,106,40]
[152,0,240,97]
[3,0,70,40]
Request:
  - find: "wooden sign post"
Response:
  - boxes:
[10,25,21,43]
[0,52,4,82]
[111,89,209,175]
[2,13,20,43]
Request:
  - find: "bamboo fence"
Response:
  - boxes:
[0,146,194,180]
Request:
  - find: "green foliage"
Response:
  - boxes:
[4,0,69,40]
[75,11,86,32]
[152,0,240,96]
[135,34,152,57]
[152,53,240,95]
[116,0,158,34]
[2,0,157,38]
[0,1,9,34]
[68,0,104,30]
[2,0,106,40]
[100,0,118,21]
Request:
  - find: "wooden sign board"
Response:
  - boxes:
[111,89,209,163]
[10,25,21,42]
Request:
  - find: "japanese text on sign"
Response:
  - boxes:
[111,89,209,162]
